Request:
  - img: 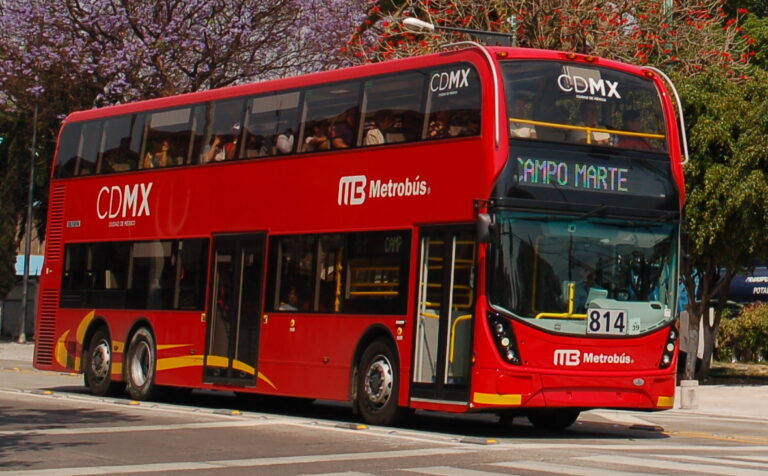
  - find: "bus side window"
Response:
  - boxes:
[98,115,141,173]
[55,123,83,178]
[142,108,194,168]
[267,235,317,312]
[424,64,481,140]
[245,92,301,158]
[298,81,362,152]
[76,121,102,176]
[361,72,426,146]
[198,99,247,163]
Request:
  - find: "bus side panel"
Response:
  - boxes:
[256,314,406,401]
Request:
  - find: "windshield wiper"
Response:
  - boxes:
[577,204,607,220]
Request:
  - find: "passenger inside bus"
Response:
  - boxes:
[331,108,359,149]
[364,109,395,146]
[275,127,295,154]
[509,97,537,139]
[303,121,330,152]
[142,139,178,168]
[428,110,455,138]
[568,102,611,145]
[617,110,654,150]
[202,123,240,162]
[278,286,306,311]
[574,264,599,312]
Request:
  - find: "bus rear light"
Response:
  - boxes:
[488,312,521,365]
[659,327,678,369]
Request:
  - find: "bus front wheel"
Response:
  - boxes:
[356,339,403,426]
[84,328,122,396]
[527,409,581,431]
[125,327,158,401]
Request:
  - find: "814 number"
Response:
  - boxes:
[586,309,627,335]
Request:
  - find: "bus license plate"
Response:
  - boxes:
[586,308,627,335]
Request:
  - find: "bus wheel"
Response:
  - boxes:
[125,328,158,401]
[84,328,122,396]
[356,339,402,426]
[527,409,580,431]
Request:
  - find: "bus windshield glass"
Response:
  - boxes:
[489,212,678,336]
[502,61,667,152]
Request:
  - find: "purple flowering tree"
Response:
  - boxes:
[0,0,367,306]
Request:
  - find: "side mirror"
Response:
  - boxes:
[477,213,494,243]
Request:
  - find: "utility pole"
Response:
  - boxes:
[17,100,38,344]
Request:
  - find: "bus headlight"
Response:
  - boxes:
[488,312,521,365]
[659,326,678,369]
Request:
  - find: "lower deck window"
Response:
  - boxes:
[61,238,208,310]
[267,230,410,314]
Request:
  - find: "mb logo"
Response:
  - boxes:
[338,175,367,206]
[553,349,580,366]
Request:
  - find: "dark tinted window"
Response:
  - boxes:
[245,92,301,158]
[300,81,362,150]
[77,121,103,176]
[502,61,667,151]
[55,123,83,178]
[361,72,426,147]
[141,108,194,168]
[425,65,482,140]
[60,239,209,310]
[199,99,247,163]
[267,230,410,314]
[99,115,143,173]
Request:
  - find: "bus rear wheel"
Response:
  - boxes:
[125,327,158,401]
[84,328,122,396]
[527,409,581,431]
[356,339,403,426]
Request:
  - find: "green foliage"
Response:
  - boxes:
[743,14,768,70]
[717,302,768,361]
[678,67,768,268]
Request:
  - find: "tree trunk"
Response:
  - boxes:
[683,310,700,381]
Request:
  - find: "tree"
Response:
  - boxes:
[0,0,367,310]
[345,0,752,78]
[677,66,768,378]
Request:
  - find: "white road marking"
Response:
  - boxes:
[5,448,473,475]
[403,466,512,476]
[578,454,768,476]
[493,460,654,476]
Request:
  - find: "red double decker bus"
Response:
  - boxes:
[34,45,686,429]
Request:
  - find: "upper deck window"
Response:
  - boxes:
[245,92,300,158]
[502,61,667,152]
[425,65,481,139]
[360,72,425,146]
[54,61,482,179]
[142,107,195,168]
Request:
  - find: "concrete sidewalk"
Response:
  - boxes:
[2,338,767,420]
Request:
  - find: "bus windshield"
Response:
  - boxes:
[489,212,678,336]
[502,61,667,152]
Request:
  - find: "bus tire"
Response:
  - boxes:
[356,339,403,426]
[83,328,123,396]
[125,327,158,401]
[527,409,580,431]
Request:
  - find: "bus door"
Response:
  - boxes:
[204,234,265,386]
[412,227,476,403]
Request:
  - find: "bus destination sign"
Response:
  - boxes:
[516,156,629,193]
